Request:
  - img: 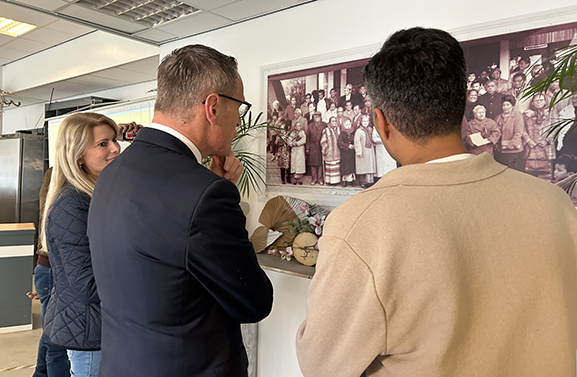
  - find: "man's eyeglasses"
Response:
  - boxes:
[203,94,252,119]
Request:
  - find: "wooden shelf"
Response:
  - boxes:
[257,253,315,279]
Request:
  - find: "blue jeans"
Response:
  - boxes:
[67,350,101,377]
[33,264,71,377]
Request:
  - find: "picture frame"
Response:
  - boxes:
[258,15,577,208]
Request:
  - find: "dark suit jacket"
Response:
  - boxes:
[338,93,363,109]
[88,128,273,377]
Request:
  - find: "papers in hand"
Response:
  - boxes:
[469,132,490,146]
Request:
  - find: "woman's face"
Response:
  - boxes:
[294,122,303,131]
[361,117,370,127]
[502,101,513,114]
[80,124,120,179]
[468,73,476,82]
[473,106,486,120]
[468,91,478,102]
[554,163,569,181]
[343,120,352,130]
[330,117,338,127]
[532,94,546,109]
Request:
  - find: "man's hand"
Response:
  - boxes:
[209,151,244,184]
[117,121,143,141]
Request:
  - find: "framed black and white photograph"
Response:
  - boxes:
[460,21,577,196]
[264,56,396,198]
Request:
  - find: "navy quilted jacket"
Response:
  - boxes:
[43,183,101,350]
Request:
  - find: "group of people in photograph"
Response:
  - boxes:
[461,61,577,190]
[268,84,392,188]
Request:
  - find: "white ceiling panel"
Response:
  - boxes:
[20,26,75,45]
[91,67,154,84]
[72,74,130,89]
[182,0,239,11]
[119,56,159,75]
[0,1,60,26]
[133,28,178,43]
[0,46,28,60]
[10,0,69,12]
[155,11,233,36]
[1,0,317,107]
[3,37,50,53]
[57,4,149,34]
[43,19,96,35]
[0,33,14,46]
[213,0,302,21]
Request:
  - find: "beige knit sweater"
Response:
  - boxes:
[296,153,577,377]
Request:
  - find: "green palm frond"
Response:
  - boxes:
[562,175,577,196]
[203,111,273,198]
[521,44,577,106]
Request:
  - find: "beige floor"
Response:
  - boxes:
[0,295,42,377]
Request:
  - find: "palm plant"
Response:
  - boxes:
[203,111,274,198]
[521,44,577,139]
[521,44,577,194]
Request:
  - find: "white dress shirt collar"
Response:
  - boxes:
[426,153,476,164]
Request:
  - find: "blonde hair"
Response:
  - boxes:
[40,112,118,252]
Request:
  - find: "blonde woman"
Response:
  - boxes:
[41,113,123,377]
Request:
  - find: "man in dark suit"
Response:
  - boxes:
[338,83,363,109]
[478,80,503,120]
[87,45,274,377]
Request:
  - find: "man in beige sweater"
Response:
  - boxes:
[296,27,577,377]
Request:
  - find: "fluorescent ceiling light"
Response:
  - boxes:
[0,17,37,37]
[77,0,200,27]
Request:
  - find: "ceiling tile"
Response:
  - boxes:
[72,74,128,88]
[0,46,33,60]
[20,27,76,46]
[213,0,301,21]
[133,28,178,43]
[12,0,69,12]
[181,0,240,11]
[3,38,51,53]
[43,19,96,35]
[118,56,159,75]
[0,1,60,27]
[0,57,11,66]
[155,11,233,36]
[0,34,14,46]
[91,67,154,83]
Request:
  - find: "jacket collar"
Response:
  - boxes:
[132,128,198,162]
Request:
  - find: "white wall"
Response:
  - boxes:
[156,1,577,375]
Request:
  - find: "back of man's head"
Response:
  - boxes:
[363,27,466,142]
[154,44,239,118]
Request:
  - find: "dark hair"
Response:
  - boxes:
[512,72,526,81]
[501,94,516,106]
[155,45,238,117]
[363,27,466,142]
[554,154,577,173]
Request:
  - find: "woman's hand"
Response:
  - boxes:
[117,121,143,142]
[26,291,38,300]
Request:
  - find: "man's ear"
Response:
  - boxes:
[373,108,391,141]
[203,93,219,126]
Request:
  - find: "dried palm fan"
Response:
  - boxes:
[249,196,309,252]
